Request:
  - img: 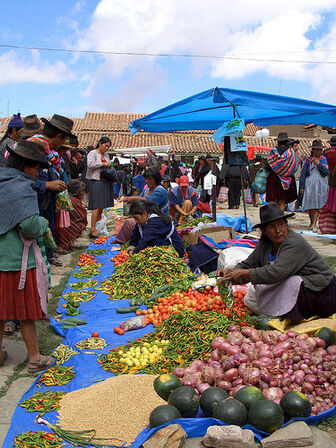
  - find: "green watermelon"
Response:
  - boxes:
[248,400,284,433]
[153,374,182,401]
[168,386,199,418]
[213,398,247,426]
[234,386,265,411]
[280,391,311,421]
[149,405,181,428]
[200,386,229,417]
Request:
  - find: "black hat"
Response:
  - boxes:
[276,132,289,143]
[252,203,294,229]
[288,138,299,146]
[162,175,171,183]
[329,135,336,146]
[311,139,324,150]
[41,114,75,138]
[10,140,49,167]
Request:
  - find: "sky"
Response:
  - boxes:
[1,0,336,119]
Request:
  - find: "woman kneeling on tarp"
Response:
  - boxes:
[216,203,336,322]
[127,200,184,258]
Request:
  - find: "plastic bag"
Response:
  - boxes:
[121,316,146,331]
[217,247,254,270]
[218,186,229,203]
[251,167,269,194]
[55,189,73,211]
[244,284,260,314]
[42,227,57,248]
[96,213,108,236]
[244,188,253,204]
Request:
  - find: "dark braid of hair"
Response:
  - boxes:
[129,200,171,225]
[0,126,19,145]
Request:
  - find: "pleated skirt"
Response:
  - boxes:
[88,179,114,210]
[0,268,44,320]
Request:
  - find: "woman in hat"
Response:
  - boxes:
[299,139,329,232]
[319,136,336,234]
[0,113,24,166]
[216,203,336,322]
[0,140,53,372]
[86,136,114,238]
[127,200,184,257]
[265,132,298,211]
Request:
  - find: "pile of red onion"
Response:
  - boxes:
[173,325,336,415]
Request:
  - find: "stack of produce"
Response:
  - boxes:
[138,285,251,327]
[14,431,64,448]
[98,310,251,374]
[86,249,107,256]
[68,279,98,290]
[149,373,312,434]
[72,264,102,279]
[111,250,129,266]
[178,216,212,229]
[93,236,109,244]
[57,375,165,446]
[77,253,97,267]
[20,390,66,415]
[39,366,75,387]
[174,325,336,415]
[100,246,191,302]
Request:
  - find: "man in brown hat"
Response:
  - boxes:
[31,114,76,266]
[19,115,43,139]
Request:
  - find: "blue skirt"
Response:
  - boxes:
[88,179,114,210]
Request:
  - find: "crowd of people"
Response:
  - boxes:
[1,112,336,372]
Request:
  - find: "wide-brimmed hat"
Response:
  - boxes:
[41,114,75,138]
[311,139,324,150]
[62,135,79,150]
[178,175,189,187]
[288,138,299,146]
[67,179,85,196]
[161,175,171,183]
[18,114,43,137]
[10,140,49,168]
[252,203,294,229]
[329,135,336,146]
[276,132,289,143]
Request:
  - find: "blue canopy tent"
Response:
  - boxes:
[129,87,336,133]
[129,87,336,231]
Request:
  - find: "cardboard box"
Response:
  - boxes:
[199,225,236,242]
[183,225,236,245]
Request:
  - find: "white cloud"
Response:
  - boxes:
[76,0,336,108]
[0,50,72,85]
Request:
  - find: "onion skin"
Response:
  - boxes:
[327,345,336,356]
[264,387,284,404]
[189,360,204,372]
[211,337,225,350]
[197,383,210,394]
[217,380,232,391]
[227,325,240,332]
[224,368,239,382]
[315,337,326,348]
[173,367,185,378]
[230,384,245,396]
[211,349,221,362]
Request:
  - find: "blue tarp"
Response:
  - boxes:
[4,237,336,447]
[129,87,336,134]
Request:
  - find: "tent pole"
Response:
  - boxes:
[211,159,217,222]
[240,165,248,234]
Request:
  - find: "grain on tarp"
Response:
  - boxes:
[57,374,165,446]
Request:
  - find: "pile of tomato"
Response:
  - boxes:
[111,250,130,266]
[93,236,109,244]
[77,253,98,267]
[136,286,251,327]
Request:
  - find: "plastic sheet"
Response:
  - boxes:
[4,236,336,448]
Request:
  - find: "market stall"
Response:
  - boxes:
[4,209,336,446]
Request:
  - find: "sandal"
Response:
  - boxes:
[0,350,8,367]
[49,257,63,267]
[89,231,103,239]
[4,320,16,336]
[27,356,54,374]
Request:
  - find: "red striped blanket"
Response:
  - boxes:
[268,147,298,190]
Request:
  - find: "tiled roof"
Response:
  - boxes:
[0,112,331,157]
